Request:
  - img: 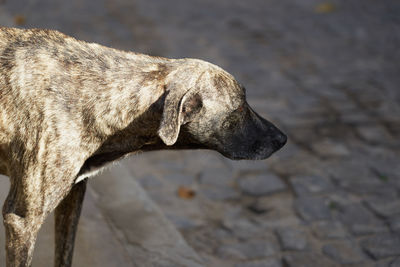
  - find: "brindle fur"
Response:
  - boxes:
[0,27,286,267]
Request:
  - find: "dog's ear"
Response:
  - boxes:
[158,84,202,146]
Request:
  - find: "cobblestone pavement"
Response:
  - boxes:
[1,0,400,266]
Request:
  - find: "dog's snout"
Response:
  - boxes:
[272,133,287,150]
[278,133,287,145]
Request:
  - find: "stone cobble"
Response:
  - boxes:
[361,234,400,260]
[322,241,366,265]
[238,173,287,197]
[311,221,348,240]
[276,227,309,251]
[0,0,399,266]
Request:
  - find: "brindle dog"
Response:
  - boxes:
[0,27,286,267]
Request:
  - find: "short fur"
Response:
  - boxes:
[0,27,286,267]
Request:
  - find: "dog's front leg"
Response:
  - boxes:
[2,177,48,267]
[54,179,87,267]
[2,158,82,267]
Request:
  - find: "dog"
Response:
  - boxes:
[0,27,286,267]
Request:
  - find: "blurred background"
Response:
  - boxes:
[0,0,399,266]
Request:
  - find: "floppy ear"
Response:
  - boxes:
[158,84,202,146]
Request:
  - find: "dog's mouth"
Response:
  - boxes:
[209,121,287,161]
[215,138,286,160]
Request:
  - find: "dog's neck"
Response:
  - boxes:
[75,50,201,162]
[74,54,177,180]
[77,50,173,140]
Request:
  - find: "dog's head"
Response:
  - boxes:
[158,59,286,160]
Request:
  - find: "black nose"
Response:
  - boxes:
[272,133,287,151]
